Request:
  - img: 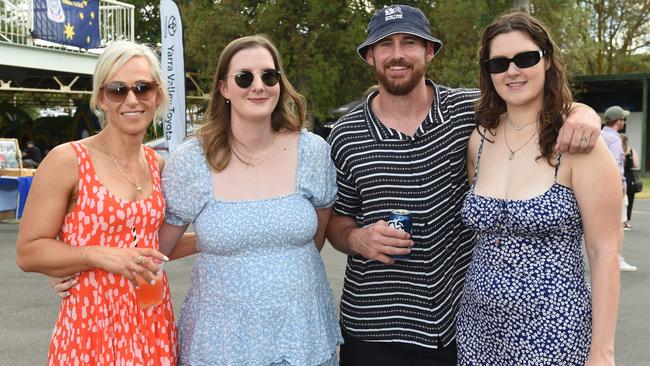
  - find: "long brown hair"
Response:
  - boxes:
[198,34,305,171]
[475,12,572,165]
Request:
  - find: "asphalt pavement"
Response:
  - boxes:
[1,200,648,365]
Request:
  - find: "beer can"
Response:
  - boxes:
[387,209,412,259]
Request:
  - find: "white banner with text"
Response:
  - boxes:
[160,0,186,152]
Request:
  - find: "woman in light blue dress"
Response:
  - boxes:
[159,35,342,365]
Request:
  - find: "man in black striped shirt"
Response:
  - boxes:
[326,4,600,365]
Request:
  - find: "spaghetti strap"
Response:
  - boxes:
[142,145,162,188]
[470,129,487,191]
[68,142,90,198]
[69,141,86,163]
[554,153,562,182]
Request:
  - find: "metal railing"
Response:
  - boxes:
[0,0,134,51]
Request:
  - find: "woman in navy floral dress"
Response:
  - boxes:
[457,12,620,365]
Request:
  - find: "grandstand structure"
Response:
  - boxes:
[0,0,205,110]
[0,0,136,109]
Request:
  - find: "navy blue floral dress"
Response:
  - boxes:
[457,136,592,365]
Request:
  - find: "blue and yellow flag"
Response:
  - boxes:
[32,0,100,49]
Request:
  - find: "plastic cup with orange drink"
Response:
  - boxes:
[133,259,164,308]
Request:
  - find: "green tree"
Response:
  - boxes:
[250,0,372,123]
[426,0,495,88]
[180,0,254,99]
[181,1,373,123]
[528,1,594,78]
[132,0,161,45]
[577,0,650,74]
[131,0,649,126]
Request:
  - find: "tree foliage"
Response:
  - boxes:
[577,0,650,74]
[180,0,373,125]
[132,0,161,45]
[127,0,649,123]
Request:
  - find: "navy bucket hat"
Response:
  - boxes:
[357,4,443,61]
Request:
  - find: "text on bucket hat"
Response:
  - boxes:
[604,106,630,122]
[357,4,443,61]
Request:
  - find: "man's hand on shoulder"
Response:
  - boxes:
[555,103,601,154]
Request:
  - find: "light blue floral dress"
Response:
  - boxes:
[162,130,342,366]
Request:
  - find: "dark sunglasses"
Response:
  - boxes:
[102,81,158,102]
[230,69,281,88]
[483,50,546,74]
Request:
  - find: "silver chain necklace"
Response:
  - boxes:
[503,123,538,161]
[507,116,537,131]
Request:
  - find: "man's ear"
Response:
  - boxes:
[425,41,435,62]
[365,47,376,66]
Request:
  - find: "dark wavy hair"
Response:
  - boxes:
[475,12,572,165]
[198,34,305,172]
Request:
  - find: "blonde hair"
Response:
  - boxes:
[90,41,169,127]
[198,34,305,172]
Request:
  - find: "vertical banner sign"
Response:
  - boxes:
[32,0,101,49]
[160,0,186,152]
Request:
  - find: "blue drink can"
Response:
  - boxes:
[387,209,412,259]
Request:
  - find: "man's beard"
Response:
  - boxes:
[374,59,425,96]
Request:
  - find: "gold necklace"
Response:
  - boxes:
[99,134,148,192]
[504,123,537,161]
[231,134,276,168]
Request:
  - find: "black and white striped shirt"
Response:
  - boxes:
[328,81,479,348]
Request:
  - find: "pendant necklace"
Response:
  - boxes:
[99,134,148,192]
[503,123,538,161]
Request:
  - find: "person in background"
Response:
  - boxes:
[621,133,640,229]
[22,140,43,168]
[457,12,620,365]
[602,106,637,271]
[157,34,342,365]
[16,41,177,365]
[326,4,602,365]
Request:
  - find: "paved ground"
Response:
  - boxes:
[1,200,648,365]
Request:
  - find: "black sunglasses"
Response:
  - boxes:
[483,50,546,74]
[230,69,281,88]
[102,81,158,102]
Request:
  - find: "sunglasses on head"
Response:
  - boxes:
[230,69,281,88]
[102,81,158,102]
[483,50,546,74]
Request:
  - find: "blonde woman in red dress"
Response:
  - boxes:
[16,41,177,365]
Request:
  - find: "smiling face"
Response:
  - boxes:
[219,46,280,125]
[98,56,160,136]
[488,30,548,111]
[366,33,434,96]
